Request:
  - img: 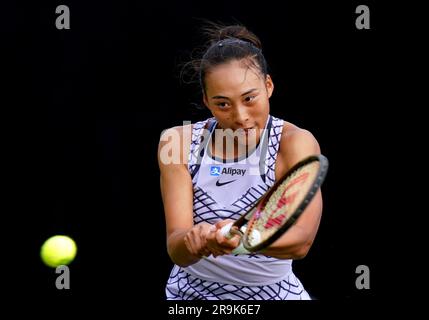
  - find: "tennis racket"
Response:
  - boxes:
[220,154,329,254]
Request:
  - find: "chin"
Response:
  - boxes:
[237,131,260,147]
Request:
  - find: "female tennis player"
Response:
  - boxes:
[158,23,324,300]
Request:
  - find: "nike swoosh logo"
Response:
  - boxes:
[216,179,236,187]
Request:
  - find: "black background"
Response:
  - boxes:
[3,0,410,311]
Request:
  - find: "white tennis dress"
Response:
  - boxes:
[166,115,310,300]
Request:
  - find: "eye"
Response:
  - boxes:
[216,102,229,108]
[244,96,256,103]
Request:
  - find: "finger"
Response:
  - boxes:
[186,230,202,257]
[215,219,233,229]
[206,226,217,242]
[211,249,225,257]
[199,225,209,244]
[229,234,241,247]
[216,230,241,248]
[200,248,211,257]
[184,234,197,256]
[206,241,224,257]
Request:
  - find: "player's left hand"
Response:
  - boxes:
[206,219,241,257]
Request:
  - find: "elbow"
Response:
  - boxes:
[167,244,185,267]
[168,253,197,268]
[292,246,310,260]
[267,241,313,260]
[291,240,313,260]
[167,249,186,267]
[167,239,197,268]
[171,258,192,268]
[290,224,318,259]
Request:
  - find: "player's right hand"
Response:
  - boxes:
[183,222,214,258]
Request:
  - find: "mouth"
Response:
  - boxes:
[236,127,256,136]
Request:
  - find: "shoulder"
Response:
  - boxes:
[159,124,193,144]
[276,121,321,175]
[158,124,193,169]
[280,122,320,155]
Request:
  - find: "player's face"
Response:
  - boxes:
[203,59,274,145]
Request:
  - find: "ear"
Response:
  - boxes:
[265,74,274,98]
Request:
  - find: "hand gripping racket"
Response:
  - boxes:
[220,154,329,254]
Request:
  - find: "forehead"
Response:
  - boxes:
[205,60,263,96]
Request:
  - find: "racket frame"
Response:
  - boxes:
[238,154,329,252]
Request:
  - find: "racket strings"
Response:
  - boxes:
[245,161,320,247]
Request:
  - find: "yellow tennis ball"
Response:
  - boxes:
[40,235,77,268]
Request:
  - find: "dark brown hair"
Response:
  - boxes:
[181,22,268,94]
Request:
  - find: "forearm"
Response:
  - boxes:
[259,224,314,259]
[261,190,323,259]
[167,229,201,267]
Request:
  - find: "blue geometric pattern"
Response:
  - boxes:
[166,266,310,300]
[187,116,284,258]
[165,116,305,300]
[265,117,283,185]
[188,118,214,181]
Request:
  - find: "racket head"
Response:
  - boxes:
[241,154,329,252]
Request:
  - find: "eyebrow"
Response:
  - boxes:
[211,88,258,100]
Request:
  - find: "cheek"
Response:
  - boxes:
[254,102,270,123]
[253,100,269,115]
[211,110,231,123]
[219,116,232,124]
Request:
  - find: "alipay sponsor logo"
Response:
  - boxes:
[210,166,221,176]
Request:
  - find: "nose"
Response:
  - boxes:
[233,105,250,126]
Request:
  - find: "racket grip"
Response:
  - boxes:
[220,222,234,239]
[219,223,250,255]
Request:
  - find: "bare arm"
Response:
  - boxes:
[260,126,323,259]
[158,125,203,267]
[159,126,238,267]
